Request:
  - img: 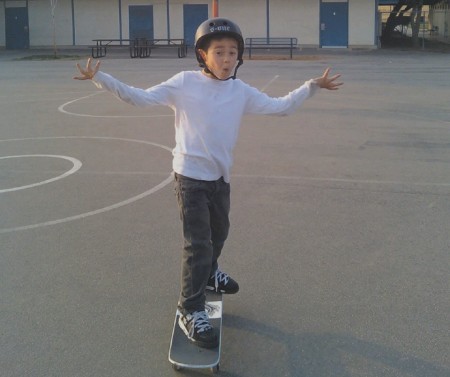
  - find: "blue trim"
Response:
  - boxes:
[119,0,123,42]
[378,0,399,4]
[167,0,170,39]
[71,0,75,45]
[375,0,379,46]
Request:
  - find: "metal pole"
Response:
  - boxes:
[71,0,75,45]
[167,0,171,39]
[118,0,122,42]
[212,0,218,17]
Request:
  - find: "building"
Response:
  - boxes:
[429,0,449,37]
[1,0,378,50]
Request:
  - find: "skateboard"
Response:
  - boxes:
[168,291,223,374]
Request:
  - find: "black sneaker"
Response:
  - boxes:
[206,269,239,294]
[178,310,218,349]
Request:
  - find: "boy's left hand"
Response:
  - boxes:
[314,67,343,90]
[73,58,101,80]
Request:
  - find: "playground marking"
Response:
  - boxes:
[58,91,173,118]
[0,155,82,193]
[0,137,173,234]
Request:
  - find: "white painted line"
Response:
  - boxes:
[0,155,82,193]
[0,174,173,234]
[58,91,173,118]
[0,136,173,234]
[0,136,173,152]
[3,136,447,234]
[232,173,450,188]
[260,75,279,92]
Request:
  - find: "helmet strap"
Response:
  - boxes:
[203,59,243,81]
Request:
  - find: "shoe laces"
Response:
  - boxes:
[188,310,212,336]
[213,269,230,290]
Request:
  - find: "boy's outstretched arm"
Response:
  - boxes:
[73,58,101,80]
[314,67,343,90]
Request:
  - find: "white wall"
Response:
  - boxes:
[219,0,267,38]
[0,0,377,49]
[269,0,320,46]
[29,0,73,46]
[74,0,120,44]
[429,8,449,37]
[220,0,376,48]
[349,0,376,47]
[218,0,318,45]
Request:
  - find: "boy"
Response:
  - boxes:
[74,18,342,349]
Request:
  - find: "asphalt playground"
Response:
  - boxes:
[1,47,449,377]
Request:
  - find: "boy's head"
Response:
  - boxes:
[194,18,244,80]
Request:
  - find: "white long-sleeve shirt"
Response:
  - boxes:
[93,70,318,182]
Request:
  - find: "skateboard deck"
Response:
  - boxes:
[168,291,223,373]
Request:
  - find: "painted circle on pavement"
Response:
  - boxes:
[0,137,173,234]
[0,155,82,193]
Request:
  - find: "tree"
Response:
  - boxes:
[50,0,58,56]
[410,0,424,47]
[383,0,439,47]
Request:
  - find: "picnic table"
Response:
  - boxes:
[90,38,187,59]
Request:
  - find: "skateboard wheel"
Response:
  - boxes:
[211,363,220,374]
[172,363,182,372]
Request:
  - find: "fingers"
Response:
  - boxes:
[93,60,101,75]
[322,67,331,78]
[84,57,97,74]
[329,73,341,81]
[75,62,83,75]
[328,84,342,90]
[329,75,343,89]
[73,58,100,80]
[73,60,89,80]
[326,78,343,90]
[321,68,343,90]
[323,68,339,83]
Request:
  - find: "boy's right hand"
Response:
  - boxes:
[73,58,100,80]
[314,67,342,90]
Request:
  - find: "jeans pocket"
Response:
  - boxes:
[176,175,205,194]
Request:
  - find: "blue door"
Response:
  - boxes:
[129,5,154,40]
[5,7,29,49]
[320,2,348,47]
[183,4,208,46]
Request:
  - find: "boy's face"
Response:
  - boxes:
[199,37,239,80]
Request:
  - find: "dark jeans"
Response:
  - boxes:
[174,173,230,313]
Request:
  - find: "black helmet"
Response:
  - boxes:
[194,18,244,78]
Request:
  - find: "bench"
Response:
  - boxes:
[245,37,298,59]
[429,26,439,36]
[90,39,131,58]
[131,39,188,58]
[129,38,151,58]
[90,38,187,59]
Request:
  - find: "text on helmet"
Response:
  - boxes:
[210,26,231,32]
